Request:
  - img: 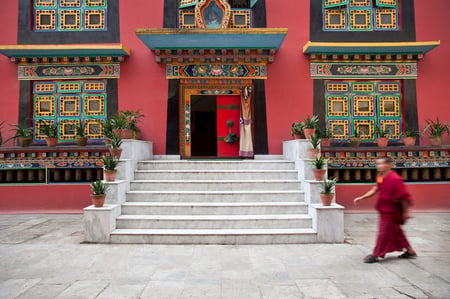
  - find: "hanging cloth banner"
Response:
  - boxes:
[250,0,259,8]
[179,0,199,8]
[239,86,254,158]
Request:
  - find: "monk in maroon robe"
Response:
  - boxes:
[354,157,417,263]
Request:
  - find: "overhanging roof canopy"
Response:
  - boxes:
[303,41,440,57]
[0,44,131,63]
[136,28,288,51]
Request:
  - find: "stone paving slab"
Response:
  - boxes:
[0,213,449,298]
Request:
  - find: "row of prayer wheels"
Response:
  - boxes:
[328,168,450,183]
[0,168,103,184]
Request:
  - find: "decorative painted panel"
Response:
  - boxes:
[179,10,197,29]
[33,0,107,32]
[379,119,401,139]
[179,0,199,8]
[376,0,397,7]
[18,64,120,80]
[353,119,375,140]
[349,0,371,7]
[352,95,375,117]
[323,0,349,8]
[230,9,252,28]
[374,8,397,30]
[349,9,372,30]
[327,95,350,117]
[324,9,347,31]
[310,63,417,79]
[166,64,267,79]
[32,80,107,143]
[327,119,350,139]
[377,95,400,117]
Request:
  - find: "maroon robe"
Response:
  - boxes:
[373,171,412,258]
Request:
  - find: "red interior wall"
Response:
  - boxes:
[336,183,450,213]
[0,0,19,146]
[265,1,313,154]
[118,0,167,155]
[415,0,450,146]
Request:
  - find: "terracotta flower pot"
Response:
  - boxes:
[321,138,331,147]
[113,129,133,139]
[313,169,326,181]
[91,194,106,207]
[429,137,442,146]
[376,137,389,147]
[46,137,58,147]
[403,136,416,147]
[19,137,32,147]
[303,128,316,139]
[76,136,87,146]
[104,169,117,182]
[320,193,334,206]
[308,148,319,159]
[293,134,303,139]
[110,148,122,158]
[349,137,361,147]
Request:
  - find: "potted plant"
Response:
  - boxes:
[402,124,421,146]
[376,126,390,147]
[100,155,119,182]
[110,113,131,139]
[349,129,361,147]
[320,177,337,206]
[103,118,114,145]
[90,179,108,207]
[308,133,320,158]
[291,122,304,139]
[424,117,450,146]
[7,124,33,147]
[311,155,328,181]
[318,126,333,147]
[39,121,58,147]
[121,109,144,139]
[76,121,87,146]
[0,120,6,146]
[302,115,319,139]
[109,132,123,158]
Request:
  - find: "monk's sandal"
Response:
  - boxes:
[364,254,379,263]
[398,252,417,259]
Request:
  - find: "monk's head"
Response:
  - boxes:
[375,156,393,173]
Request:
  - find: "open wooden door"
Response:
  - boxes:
[216,95,240,157]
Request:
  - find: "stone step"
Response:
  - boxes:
[129,180,301,191]
[134,170,298,180]
[121,202,308,215]
[137,160,295,171]
[110,228,318,244]
[116,214,312,229]
[126,190,304,202]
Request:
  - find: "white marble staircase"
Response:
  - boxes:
[84,140,344,244]
[110,160,317,244]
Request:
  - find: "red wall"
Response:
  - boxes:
[265,1,312,154]
[414,0,450,146]
[0,0,19,146]
[118,0,168,155]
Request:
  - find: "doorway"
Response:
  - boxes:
[189,95,241,158]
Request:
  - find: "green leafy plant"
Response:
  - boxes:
[0,120,6,145]
[317,126,333,139]
[321,177,337,195]
[109,132,123,149]
[39,121,58,138]
[402,123,422,137]
[99,155,119,171]
[312,155,328,170]
[291,122,304,136]
[76,121,86,137]
[424,117,450,142]
[302,115,319,129]
[6,124,33,146]
[121,109,145,133]
[90,180,108,195]
[309,133,321,149]
[110,114,128,130]
[376,126,390,138]
[104,118,115,140]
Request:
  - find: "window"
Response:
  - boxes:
[34,0,107,32]
[325,80,402,141]
[33,80,107,143]
[323,0,399,31]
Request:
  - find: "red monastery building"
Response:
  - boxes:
[0,0,449,214]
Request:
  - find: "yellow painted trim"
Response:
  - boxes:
[302,40,441,53]
[136,28,288,35]
[0,44,131,56]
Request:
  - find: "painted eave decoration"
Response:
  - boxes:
[136,28,287,51]
[303,41,440,58]
[0,44,130,80]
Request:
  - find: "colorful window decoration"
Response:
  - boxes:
[32,80,107,143]
[323,0,398,31]
[34,0,107,32]
[326,80,402,141]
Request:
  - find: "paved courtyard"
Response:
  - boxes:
[0,213,449,298]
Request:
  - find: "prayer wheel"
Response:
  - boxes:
[330,169,340,182]
[364,169,372,182]
[420,168,430,181]
[85,169,93,181]
[353,169,361,182]
[444,168,450,180]
[75,169,83,181]
[432,168,441,181]
[342,169,351,183]
[27,170,36,183]
[38,169,46,182]
[64,169,72,182]
[16,170,25,183]
[53,169,62,182]
[409,169,419,181]
[399,169,408,181]
[6,170,15,183]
